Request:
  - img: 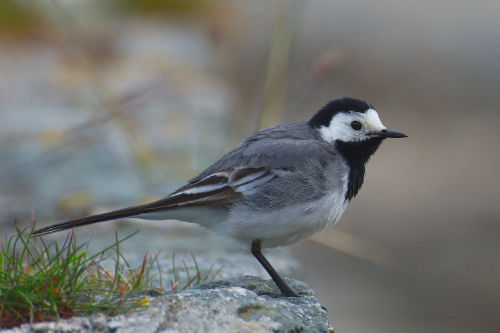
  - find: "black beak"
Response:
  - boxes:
[374,129,407,138]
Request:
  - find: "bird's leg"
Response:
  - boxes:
[251,239,299,297]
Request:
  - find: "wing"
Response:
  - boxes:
[139,166,276,212]
[141,123,339,212]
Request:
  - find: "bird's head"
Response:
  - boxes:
[309,97,407,143]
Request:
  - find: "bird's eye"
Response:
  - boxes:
[351,121,362,131]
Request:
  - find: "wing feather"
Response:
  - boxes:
[139,166,277,213]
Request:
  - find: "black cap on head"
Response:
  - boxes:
[309,97,373,128]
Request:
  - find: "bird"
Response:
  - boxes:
[33,97,407,297]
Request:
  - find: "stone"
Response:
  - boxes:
[5,276,332,333]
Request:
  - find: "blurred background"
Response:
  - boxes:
[0,0,499,332]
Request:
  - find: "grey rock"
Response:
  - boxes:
[4,276,332,333]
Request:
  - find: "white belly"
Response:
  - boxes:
[214,190,350,248]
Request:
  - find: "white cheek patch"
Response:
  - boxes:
[318,113,354,142]
[318,108,387,143]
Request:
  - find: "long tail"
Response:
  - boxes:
[32,204,145,236]
[32,176,239,237]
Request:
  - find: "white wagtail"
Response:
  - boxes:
[34,97,407,297]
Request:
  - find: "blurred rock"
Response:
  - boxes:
[0,18,235,225]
